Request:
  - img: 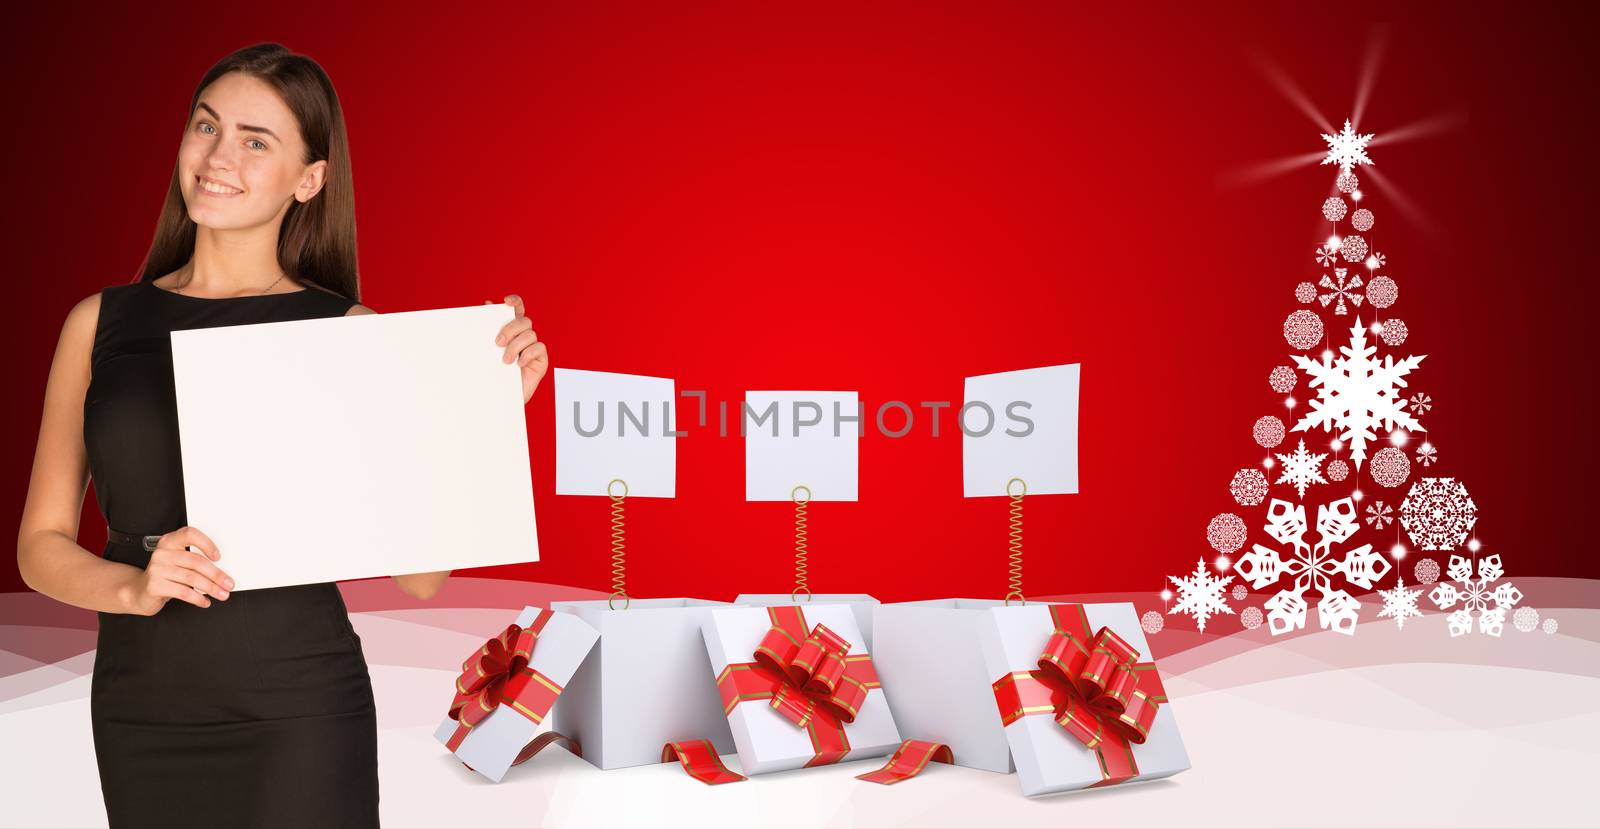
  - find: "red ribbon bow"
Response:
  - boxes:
[443,610,564,754]
[992,604,1169,786]
[715,606,881,767]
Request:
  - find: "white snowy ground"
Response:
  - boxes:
[2,579,1597,828]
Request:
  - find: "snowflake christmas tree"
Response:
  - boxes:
[1159,115,1541,638]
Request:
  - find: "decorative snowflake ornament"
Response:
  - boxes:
[1351,208,1375,232]
[1231,468,1270,506]
[1292,318,1426,470]
[1366,275,1398,308]
[1413,558,1441,585]
[1269,365,1298,393]
[1240,606,1264,630]
[1428,554,1521,637]
[1315,243,1339,267]
[1140,610,1165,635]
[1364,501,1395,529]
[1295,281,1318,304]
[1400,477,1479,550]
[1167,559,1236,632]
[1370,447,1411,488]
[1254,415,1287,448]
[1206,513,1248,554]
[1322,197,1348,222]
[1274,439,1329,498]
[1321,118,1375,173]
[1284,309,1325,350]
[1234,497,1393,635]
[1512,606,1540,633]
[1377,318,1409,347]
[1339,234,1369,263]
[1318,268,1365,315]
[1408,392,1433,415]
[1377,576,1423,630]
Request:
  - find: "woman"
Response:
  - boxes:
[15,43,548,827]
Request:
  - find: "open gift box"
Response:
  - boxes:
[434,606,598,782]
[876,599,1190,795]
[700,603,902,776]
[550,598,735,770]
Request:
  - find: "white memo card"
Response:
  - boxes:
[554,368,676,498]
[170,304,538,591]
[744,390,859,501]
[963,363,1080,497]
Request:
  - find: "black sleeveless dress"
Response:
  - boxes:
[85,281,380,828]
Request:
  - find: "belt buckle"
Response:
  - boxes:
[141,535,161,553]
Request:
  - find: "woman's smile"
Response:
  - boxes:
[195,174,243,196]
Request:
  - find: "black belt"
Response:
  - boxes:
[107,526,165,553]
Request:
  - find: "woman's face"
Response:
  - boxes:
[177,72,326,232]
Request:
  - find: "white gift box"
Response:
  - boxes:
[976,602,1191,797]
[734,594,879,648]
[434,606,598,783]
[550,598,734,770]
[701,603,902,776]
[872,598,1021,773]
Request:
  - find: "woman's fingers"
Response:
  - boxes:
[166,525,220,560]
[504,293,525,318]
[503,328,539,363]
[149,559,227,601]
[519,341,548,368]
[155,578,213,609]
[181,549,235,593]
[495,316,531,346]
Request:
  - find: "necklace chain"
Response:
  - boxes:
[173,268,287,297]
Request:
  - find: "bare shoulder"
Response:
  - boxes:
[61,291,102,347]
[345,302,377,316]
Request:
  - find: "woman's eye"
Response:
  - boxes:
[247,140,267,151]
[197,122,216,135]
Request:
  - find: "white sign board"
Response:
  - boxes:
[554,368,676,498]
[170,304,538,590]
[743,390,859,502]
[963,363,1080,497]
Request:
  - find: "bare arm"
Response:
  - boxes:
[346,301,451,601]
[16,293,147,613]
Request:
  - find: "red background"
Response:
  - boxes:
[4,3,1593,599]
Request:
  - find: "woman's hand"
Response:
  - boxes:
[492,294,548,404]
[121,526,234,616]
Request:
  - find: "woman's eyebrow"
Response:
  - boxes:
[196,101,281,141]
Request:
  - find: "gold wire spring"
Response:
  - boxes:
[607,479,629,609]
[792,485,812,601]
[1005,477,1026,605]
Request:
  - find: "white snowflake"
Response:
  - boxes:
[1377,576,1423,630]
[1207,513,1248,553]
[1274,439,1328,498]
[1321,119,1375,173]
[1365,501,1394,529]
[1351,208,1375,232]
[1315,244,1339,267]
[1428,554,1521,637]
[1235,497,1393,635]
[1167,559,1235,633]
[1254,415,1287,448]
[1326,459,1350,482]
[1401,477,1478,550]
[1284,310,1326,350]
[1292,317,1427,470]
[1240,606,1264,629]
[1413,558,1441,585]
[1318,268,1365,315]
[1512,606,1540,633]
[1230,468,1269,506]
[1378,318,1409,346]
[1368,251,1387,269]
[1231,583,1249,601]
[1408,392,1432,415]
[1366,275,1398,308]
[1322,196,1348,222]
[1269,365,1298,393]
[1140,610,1165,635]
[1336,171,1359,194]
[1543,618,1559,635]
[1339,234,1369,263]
[1415,442,1438,467]
[1370,447,1412,488]
[1295,281,1318,303]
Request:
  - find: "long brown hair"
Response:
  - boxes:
[136,43,359,301]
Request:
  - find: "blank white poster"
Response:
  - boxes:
[170,304,538,591]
